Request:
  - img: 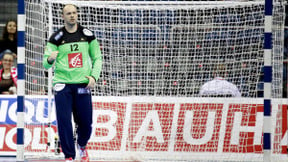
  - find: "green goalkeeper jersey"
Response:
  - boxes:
[43,25,102,85]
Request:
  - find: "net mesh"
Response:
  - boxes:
[25,0,285,98]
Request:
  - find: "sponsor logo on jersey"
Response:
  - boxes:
[54,31,63,41]
[83,29,93,36]
[68,52,83,68]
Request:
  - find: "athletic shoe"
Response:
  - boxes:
[78,145,89,162]
[65,157,73,162]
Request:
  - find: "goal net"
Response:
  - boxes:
[22,0,287,161]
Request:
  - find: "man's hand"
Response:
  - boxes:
[47,51,59,64]
[85,76,96,89]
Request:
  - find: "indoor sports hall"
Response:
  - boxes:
[0,0,287,162]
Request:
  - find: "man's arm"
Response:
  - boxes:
[89,39,102,82]
[43,42,58,69]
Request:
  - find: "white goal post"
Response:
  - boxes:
[20,0,287,161]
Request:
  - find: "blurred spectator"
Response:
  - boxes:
[0,20,17,59]
[199,64,241,97]
[0,52,17,94]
